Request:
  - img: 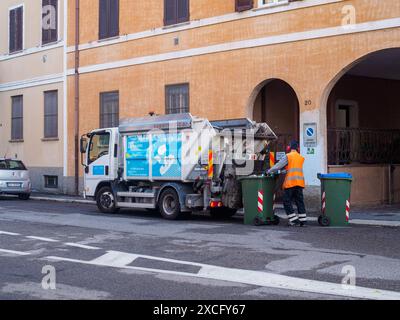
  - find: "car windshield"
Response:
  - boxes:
[0,160,27,170]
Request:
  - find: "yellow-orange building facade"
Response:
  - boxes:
[2,0,400,206]
[66,0,400,206]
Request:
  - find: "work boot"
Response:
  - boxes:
[288,219,301,227]
[299,214,307,227]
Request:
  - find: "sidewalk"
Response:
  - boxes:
[22,192,400,228]
[30,192,95,205]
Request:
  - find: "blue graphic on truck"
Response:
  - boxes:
[152,133,182,178]
[126,134,150,177]
[125,133,182,178]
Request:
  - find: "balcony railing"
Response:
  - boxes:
[328,128,400,165]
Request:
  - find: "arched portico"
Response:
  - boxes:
[248,78,300,152]
[321,48,400,205]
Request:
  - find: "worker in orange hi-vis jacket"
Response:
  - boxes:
[268,140,307,227]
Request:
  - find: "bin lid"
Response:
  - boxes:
[317,173,353,180]
[239,175,273,180]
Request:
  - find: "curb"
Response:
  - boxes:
[348,219,400,228]
[26,196,400,228]
[30,196,95,205]
[274,213,400,228]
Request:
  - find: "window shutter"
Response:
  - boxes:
[164,0,177,26]
[11,96,23,140]
[109,0,119,37]
[42,0,50,44]
[9,9,16,52]
[50,0,58,42]
[16,7,23,51]
[177,0,189,24]
[99,0,108,39]
[236,0,253,12]
[44,91,58,138]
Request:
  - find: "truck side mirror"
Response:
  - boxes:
[80,137,88,154]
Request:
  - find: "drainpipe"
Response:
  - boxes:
[389,164,395,205]
[74,0,80,195]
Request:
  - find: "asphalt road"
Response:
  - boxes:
[1,196,400,300]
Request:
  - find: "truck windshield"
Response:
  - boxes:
[88,133,110,164]
[0,160,27,170]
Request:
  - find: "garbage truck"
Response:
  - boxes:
[80,113,277,220]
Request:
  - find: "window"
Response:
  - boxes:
[165,84,189,114]
[9,6,23,53]
[88,133,110,164]
[99,0,119,40]
[164,0,189,26]
[11,96,23,141]
[42,0,58,45]
[44,90,58,138]
[335,100,359,129]
[236,0,253,12]
[100,91,119,128]
[44,175,58,189]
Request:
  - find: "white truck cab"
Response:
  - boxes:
[82,128,119,198]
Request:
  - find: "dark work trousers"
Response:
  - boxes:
[283,186,307,223]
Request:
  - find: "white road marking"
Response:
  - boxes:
[0,231,20,236]
[26,236,59,243]
[46,250,400,300]
[64,243,101,250]
[89,251,139,267]
[0,249,31,256]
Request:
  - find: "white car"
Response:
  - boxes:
[0,158,31,200]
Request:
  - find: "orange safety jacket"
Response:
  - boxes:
[283,150,305,189]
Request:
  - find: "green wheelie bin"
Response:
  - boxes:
[317,173,353,227]
[240,175,280,226]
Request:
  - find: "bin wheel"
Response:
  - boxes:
[319,215,330,227]
[253,217,264,226]
[271,215,280,225]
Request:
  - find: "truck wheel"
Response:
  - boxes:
[159,189,181,220]
[96,186,119,214]
[210,207,237,219]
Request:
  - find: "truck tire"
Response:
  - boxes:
[159,188,181,220]
[96,186,120,214]
[210,207,237,219]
